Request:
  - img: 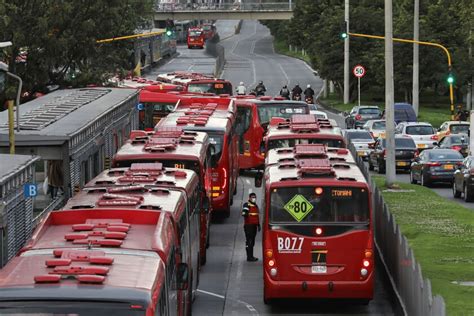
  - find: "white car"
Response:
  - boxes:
[342,129,375,159]
[313,110,328,120]
[395,122,437,150]
[362,119,386,139]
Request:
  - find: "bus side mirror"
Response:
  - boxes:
[177,263,189,290]
[255,172,263,188]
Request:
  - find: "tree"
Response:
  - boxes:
[0,0,153,94]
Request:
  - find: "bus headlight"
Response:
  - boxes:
[360,268,368,277]
[270,268,277,276]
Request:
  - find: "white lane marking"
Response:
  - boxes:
[197,289,260,315]
[277,63,290,86]
[245,178,251,184]
[197,289,225,299]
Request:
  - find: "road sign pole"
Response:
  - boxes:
[358,77,361,107]
[385,0,396,187]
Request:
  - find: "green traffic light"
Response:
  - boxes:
[166,30,172,36]
[447,75,454,84]
[341,33,348,39]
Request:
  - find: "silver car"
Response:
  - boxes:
[343,129,375,159]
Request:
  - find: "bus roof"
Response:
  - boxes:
[63,187,187,224]
[22,209,176,259]
[265,115,343,140]
[113,130,209,164]
[0,249,165,306]
[156,111,232,134]
[176,96,235,113]
[266,146,356,166]
[265,144,367,186]
[85,164,199,195]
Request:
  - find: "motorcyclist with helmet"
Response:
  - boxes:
[292,84,303,101]
[255,81,266,96]
[304,84,315,104]
[279,85,290,100]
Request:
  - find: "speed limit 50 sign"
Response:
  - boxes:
[353,65,366,78]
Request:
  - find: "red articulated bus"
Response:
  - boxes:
[234,97,310,170]
[259,144,374,304]
[156,106,239,218]
[112,129,212,257]
[157,72,233,96]
[187,27,205,49]
[1,209,189,315]
[85,162,210,266]
[263,114,345,152]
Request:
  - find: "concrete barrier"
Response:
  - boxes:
[348,143,446,316]
[205,34,225,77]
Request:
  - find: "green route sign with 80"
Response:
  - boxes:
[284,194,314,222]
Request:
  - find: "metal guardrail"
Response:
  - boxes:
[154,2,294,12]
[348,143,446,316]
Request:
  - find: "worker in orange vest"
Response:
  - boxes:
[242,192,260,262]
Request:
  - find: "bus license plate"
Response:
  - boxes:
[311,265,327,274]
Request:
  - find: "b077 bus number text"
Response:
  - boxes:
[277,237,304,253]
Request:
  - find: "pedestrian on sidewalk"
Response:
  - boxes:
[242,192,260,262]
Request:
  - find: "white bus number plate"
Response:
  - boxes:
[311,265,327,274]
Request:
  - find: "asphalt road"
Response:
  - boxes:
[151,20,397,315]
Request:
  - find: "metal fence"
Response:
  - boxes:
[348,144,446,316]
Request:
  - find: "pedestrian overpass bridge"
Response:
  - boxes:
[153,2,294,20]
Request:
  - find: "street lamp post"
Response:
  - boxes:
[343,0,350,104]
[0,62,22,132]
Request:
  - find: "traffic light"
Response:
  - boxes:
[166,28,173,36]
[165,19,174,37]
[340,21,348,39]
[447,72,455,84]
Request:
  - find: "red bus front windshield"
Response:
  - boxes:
[189,30,202,37]
[268,138,344,150]
[270,186,369,224]
[141,102,176,129]
[187,82,232,95]
[257,104,307,127]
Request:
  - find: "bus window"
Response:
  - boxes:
[0,303,146,315]
[236,107,252,154]
[187,83,232,95]
[257,105,307,128]
[270,187,369,223]
[208,133,224,167]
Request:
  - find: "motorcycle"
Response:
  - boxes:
[305,95,314,104]
[292,93,301,101]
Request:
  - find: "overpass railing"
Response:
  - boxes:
[154,2,294,12]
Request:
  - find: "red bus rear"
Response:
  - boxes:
[4,209,189,315]
[260,144,374,303]
[111,130,212,263]
[139,90,180,129]
[264,114,345,152]
[187,27,205,49]
[235,97,310,170]
[201,23,216,40]
[156,108,239,218]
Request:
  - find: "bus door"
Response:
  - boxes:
[236,103,264,169]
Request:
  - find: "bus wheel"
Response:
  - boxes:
[225,208,231,218]
[233,184,237,195]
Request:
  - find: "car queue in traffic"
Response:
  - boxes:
[343,104,473,202]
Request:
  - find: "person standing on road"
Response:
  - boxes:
[242,192,260,262]
[236,81,247,95]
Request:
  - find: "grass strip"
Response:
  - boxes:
[373,176,474,315]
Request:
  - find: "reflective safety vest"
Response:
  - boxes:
[242,201,260,225]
